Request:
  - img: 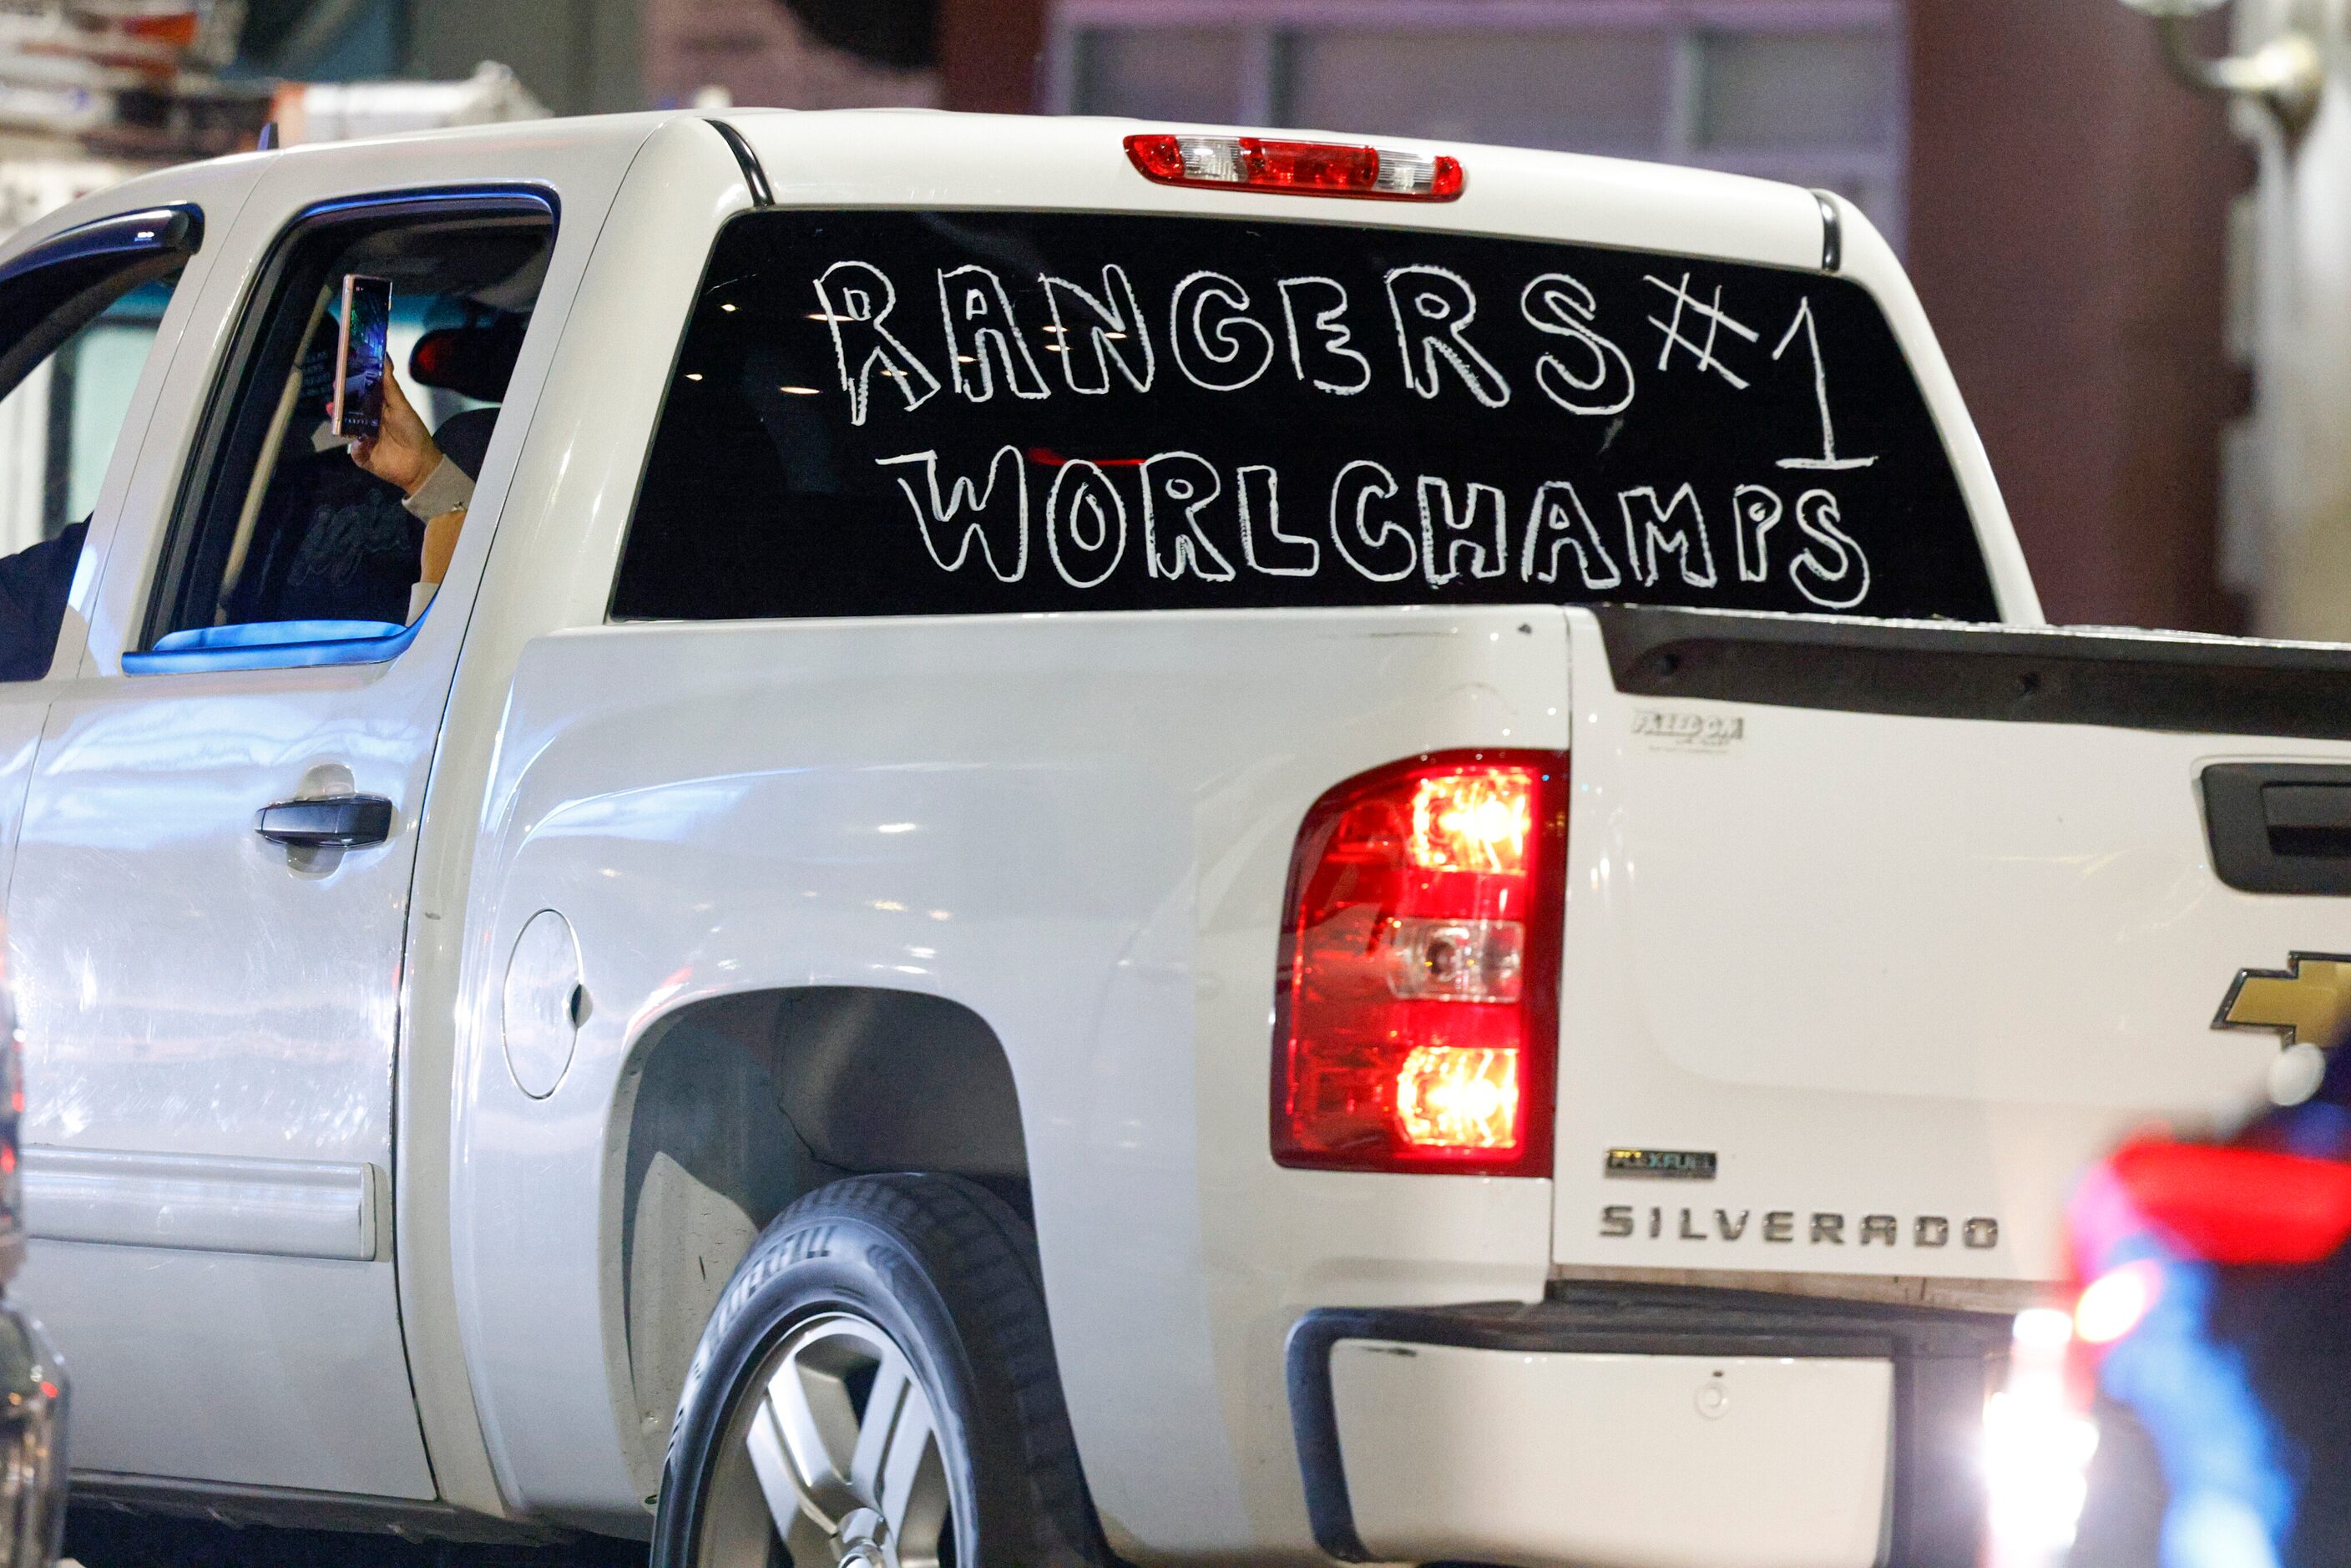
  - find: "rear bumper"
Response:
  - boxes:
[1286,1284,2009,1568]
[0,1300,68,1568]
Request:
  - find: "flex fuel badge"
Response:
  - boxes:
[1605,1147,1716,1180]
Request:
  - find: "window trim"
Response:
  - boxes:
[129,184,557,677]
[0,205,202,407]
[0,205,201,291]
[121,617,426,676]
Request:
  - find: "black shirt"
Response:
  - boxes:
[0,519,85,681]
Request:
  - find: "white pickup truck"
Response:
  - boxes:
[0,108,2343,1568]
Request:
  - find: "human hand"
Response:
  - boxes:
[419,506,465,587]
[349,364,442,498]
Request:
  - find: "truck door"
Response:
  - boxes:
[0,195,220,919]
[5,138,619,1498]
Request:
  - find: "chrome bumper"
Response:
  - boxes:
[0,1302,66,1567]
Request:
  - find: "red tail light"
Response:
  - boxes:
[1273,751,1565,1176]
[1125,134,1464,202]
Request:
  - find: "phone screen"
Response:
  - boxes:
[331,274,392,439]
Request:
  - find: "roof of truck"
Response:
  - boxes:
[0,102,2043,636]
[39,104,1840,256]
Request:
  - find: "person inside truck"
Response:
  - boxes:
[0,276,180,680]
[221,242,540,629]
[0,319,493,676]
[0,224,543,677]
[185,218,545,640]
[215,329,488,628]
[0,517,87,681]
[352,361,477,621]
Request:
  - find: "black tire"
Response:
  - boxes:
[652,1172,1110,1567]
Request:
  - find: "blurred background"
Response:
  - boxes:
[0,0,2311,639]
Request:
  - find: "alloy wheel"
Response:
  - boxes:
[697,1311,952,1567]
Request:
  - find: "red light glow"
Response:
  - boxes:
[1396,1045,1520,1151]
[1409,771,1531,874]
[1272,752,1564,1177]
[1125,134,1465,202]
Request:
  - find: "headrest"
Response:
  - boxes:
[410,313,526,404]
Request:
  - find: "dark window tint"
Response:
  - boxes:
[613,210,1999,624]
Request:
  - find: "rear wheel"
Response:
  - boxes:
[653,1172,1107,1568]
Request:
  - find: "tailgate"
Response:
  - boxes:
[1555,605,2351,1282]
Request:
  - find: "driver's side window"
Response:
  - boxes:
[142,197,552,660]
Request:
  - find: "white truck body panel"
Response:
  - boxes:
[455,607,1565,1547]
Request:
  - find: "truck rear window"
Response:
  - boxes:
[612,209,2000,623]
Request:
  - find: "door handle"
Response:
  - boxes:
[255,794,392,849]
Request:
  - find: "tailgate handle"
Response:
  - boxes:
[2264,784,2351,858]
[2202,765,2351,894]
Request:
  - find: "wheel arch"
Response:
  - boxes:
[608,984,1028,1480]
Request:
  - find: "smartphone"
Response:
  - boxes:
[331,273,392,439]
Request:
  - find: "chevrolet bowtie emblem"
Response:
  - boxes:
[2216,953,2351,1048]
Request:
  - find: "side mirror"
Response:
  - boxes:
[2112,0,2323,130]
